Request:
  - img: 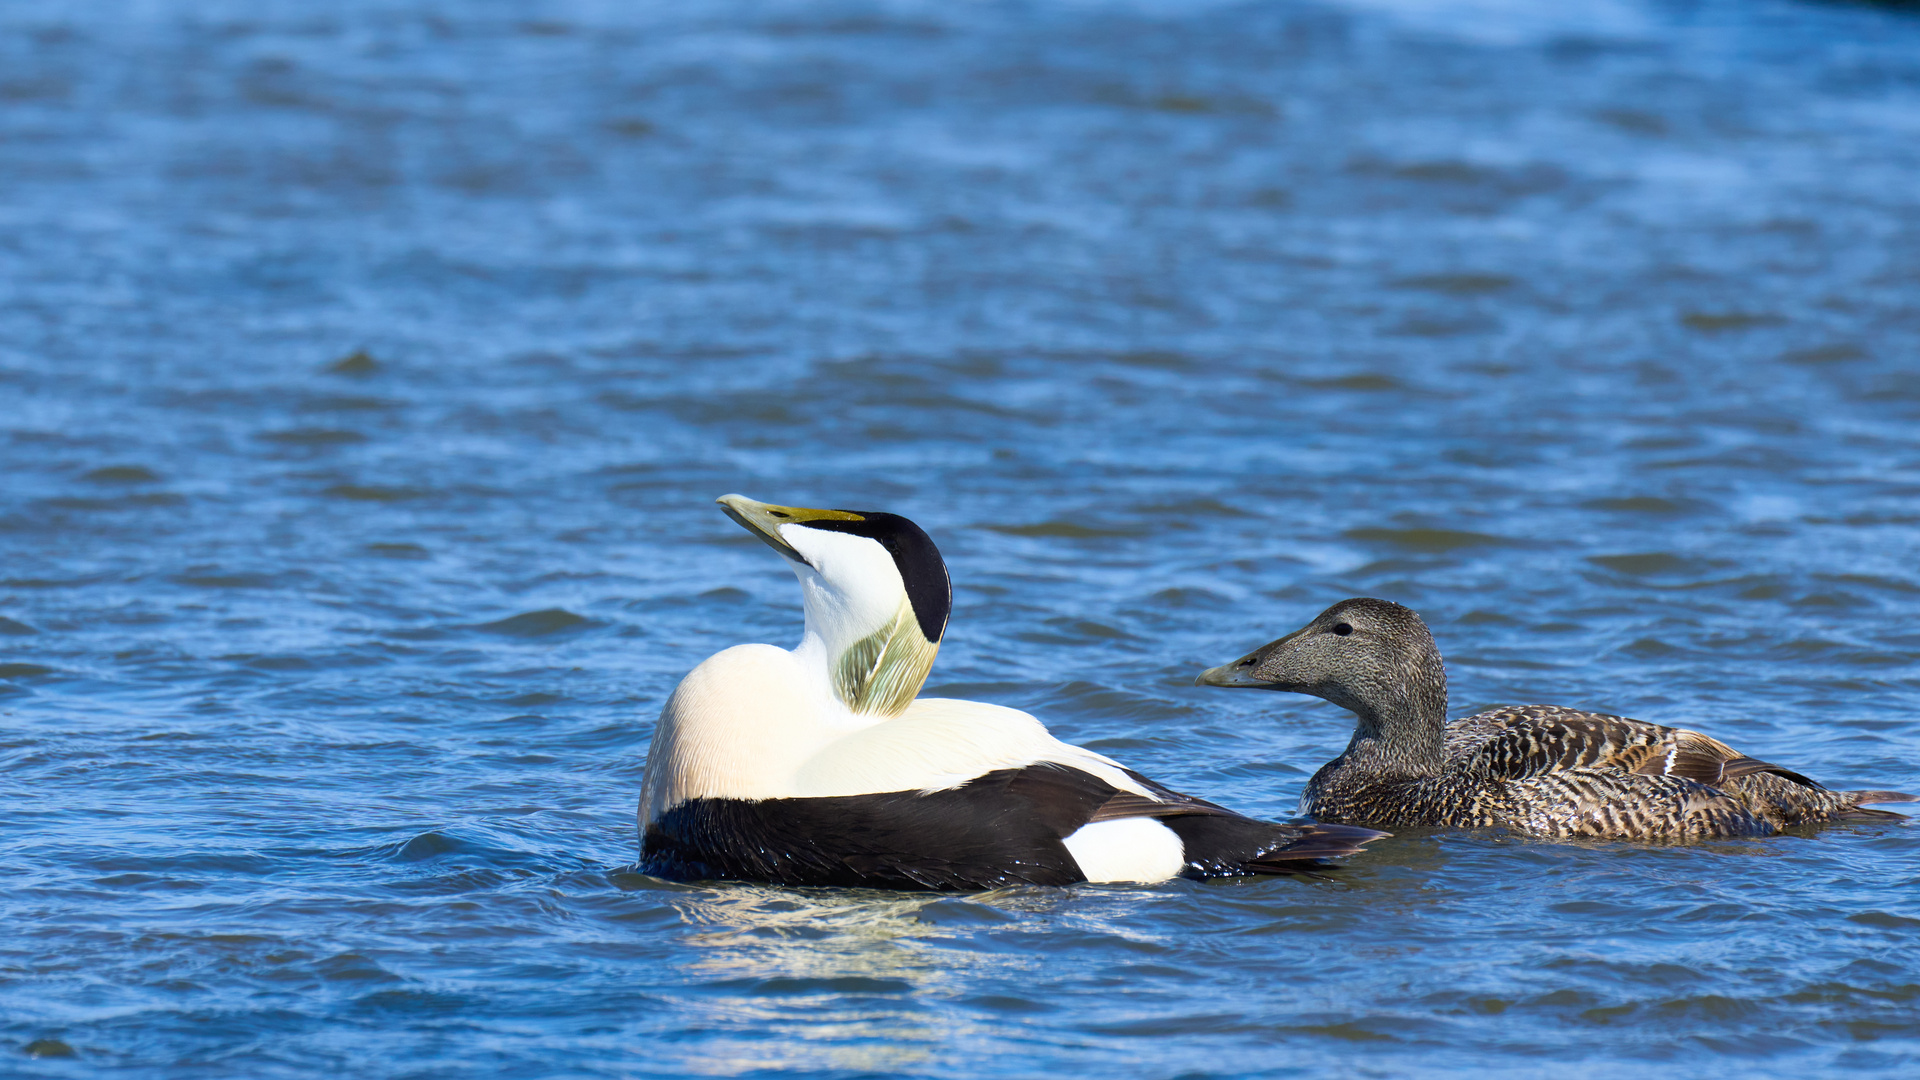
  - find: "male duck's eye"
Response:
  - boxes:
[1332,623,1353,636]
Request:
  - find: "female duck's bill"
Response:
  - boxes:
[635,496,1387,890]
[1198,597,1916,841]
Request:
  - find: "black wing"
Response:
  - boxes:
[641,763,1118,890]
[642,762,1384,890]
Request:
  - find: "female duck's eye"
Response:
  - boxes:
[1332,623,1353,636]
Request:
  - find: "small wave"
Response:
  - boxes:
[982,520,1147,539]
[472,608,598,637]
[1586,552,1698,576]
[1345,527,1514,553]
[314,952,402,984]
[81,465,161,484]
[372,827,601,879]
[258,427,368,445]
[323,484,426,503]
[703,975,916,997]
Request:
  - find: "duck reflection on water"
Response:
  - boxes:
[641,884,1076,1076]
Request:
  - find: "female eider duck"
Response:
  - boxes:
[1198,598,1916,841]
[638,495,1384,890]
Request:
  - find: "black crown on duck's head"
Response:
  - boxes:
[793,511,951,644]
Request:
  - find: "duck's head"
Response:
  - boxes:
[1195,598,1447,741]
[718,494,951,717]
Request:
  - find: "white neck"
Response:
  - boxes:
[780,525,938,717]
[788,547,900,671]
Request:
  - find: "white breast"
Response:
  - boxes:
[638,644,853,826]
[639,647,1151,828]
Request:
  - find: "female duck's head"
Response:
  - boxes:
[1197,597,1448,761]
[717,494,951,717]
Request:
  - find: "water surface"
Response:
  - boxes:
[4,0,1920,1076]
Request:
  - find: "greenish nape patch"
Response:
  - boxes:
[833,600,940,716]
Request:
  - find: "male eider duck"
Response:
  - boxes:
[638,496,1385,889]
[1198,597,1916,841]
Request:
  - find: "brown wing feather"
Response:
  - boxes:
[1610,725,1824,789]
[1466,708,1824,792]
[1465,708,1672,780]
[1630,748,1821,789]
[1086,791,1235,822]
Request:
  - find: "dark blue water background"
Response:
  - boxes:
[4,0,1920,1075]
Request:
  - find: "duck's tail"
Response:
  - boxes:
[1840,789,1918,820]
[1109,770,1390,873]
[1152,813,1388,876]
[1251,822,1391,864]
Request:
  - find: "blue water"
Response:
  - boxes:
[5,0,1920,1075]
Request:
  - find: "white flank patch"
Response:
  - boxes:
[1062,818,1185,884]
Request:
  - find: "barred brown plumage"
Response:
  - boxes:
[1199,598,1917,841]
